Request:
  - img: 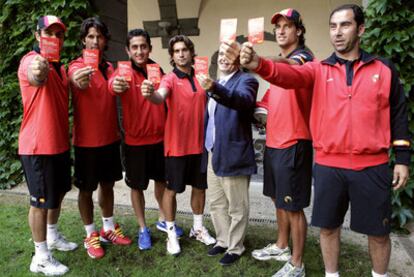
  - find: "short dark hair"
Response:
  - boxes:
[168,35,196,67]
[80,17,110,50]
[329,4,365,27]
[126,28,152,49]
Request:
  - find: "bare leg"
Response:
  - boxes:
[288,210,307,267]
[154,181,166,221]
[98,182,114,218]
[191,187,205,215]
[320,227,341,273]
[275,208,290,249]
[368,235,391,275]
[131,188,146,228]
[29,206,48,242]
[163,188,177,221]
[78,190,94,225]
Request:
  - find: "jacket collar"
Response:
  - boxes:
[173,66,194,79]
[322,49,377,66]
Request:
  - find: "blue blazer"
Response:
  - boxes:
[201,70,258,176]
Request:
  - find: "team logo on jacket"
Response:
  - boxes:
[372,74,379,83]
[326,78,334,82]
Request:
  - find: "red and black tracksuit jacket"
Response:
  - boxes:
[254,50,410,170]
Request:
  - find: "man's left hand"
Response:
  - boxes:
[392,164,409,190]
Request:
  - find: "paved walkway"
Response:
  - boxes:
[7,179,414,277]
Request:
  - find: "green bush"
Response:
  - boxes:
[362,0,414,230]
[0,0,95,189]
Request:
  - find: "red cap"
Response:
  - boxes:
[37,15,66,32]
[271,8,302,26]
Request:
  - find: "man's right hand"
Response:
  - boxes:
[219,40,241,64]
[71,66,94,90]
[112,76,130,93]
[240,42,260,71]
[141,79,155,99]
[29,55,49,84]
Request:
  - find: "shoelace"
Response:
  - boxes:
[87,235,101,249]
[107,227,125,241]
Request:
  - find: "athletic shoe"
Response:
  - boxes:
[166,234,181,256]
[219,253,240,266]
[30,254,69,276]
[207,246,227,256]
[100,223,132,245]
[138,227,152,250]
[252,243,291,261]
[189,226,216,245]
[156,221,184,237]
[47,232,78,252]
[84,231,104,259]
[272,261,305,277]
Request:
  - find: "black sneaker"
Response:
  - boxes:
[207,246,227,256]
[219,253,240,266]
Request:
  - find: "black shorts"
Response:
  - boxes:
[263,140,313,211]
[21,151,71,209]
[165,154,207,193]
[124,142,166,190]
[311,163,392,236]
[74,141,123,191]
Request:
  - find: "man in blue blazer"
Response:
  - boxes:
[197,49,258,266]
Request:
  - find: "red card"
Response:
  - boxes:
[146,63,161,84]
[40,37,60,62]
[248,17,264,44]
[220,18,237,42]
[194,57,209,76]
[83,49,99,69]
[117,61,132,81]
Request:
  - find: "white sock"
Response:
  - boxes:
[193,214,203,231]
[84,223,96,237]
[46,224,59,241]
[166,221,176,237]
[325,272,340,277]
[102,216,115,232]
[34,241,49,259]
[372,270,388,277]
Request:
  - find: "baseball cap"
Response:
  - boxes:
[37,15,66,32]
[271,8,302,26]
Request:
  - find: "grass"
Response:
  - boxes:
[0,193,372,277]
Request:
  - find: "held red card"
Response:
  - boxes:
[194,56,209,76]
[220,18,237,42]
[83,49,99,69]
[146,63,161,84]
[40,37,60,62]
[248,17,264,44]
[117,61,132,81]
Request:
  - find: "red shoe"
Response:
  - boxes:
[100,223,132,245]
[84,231,105,259]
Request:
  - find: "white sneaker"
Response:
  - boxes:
[252,243,291,261]
[272,260,305,277]
[166,234,181,256]
[47,233,78,251]
[30,254,69,276]
[189,226,216,246]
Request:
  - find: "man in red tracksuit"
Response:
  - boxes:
[221,4,410,277]
[251,8,313,277]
